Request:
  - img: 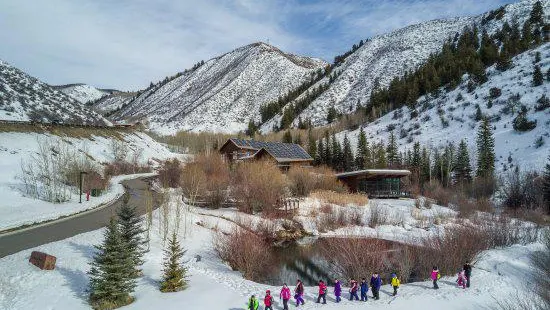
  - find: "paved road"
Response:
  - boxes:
[0,177,159,258]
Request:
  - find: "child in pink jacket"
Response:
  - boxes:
[456,269,466,289]
[431,267,440,289]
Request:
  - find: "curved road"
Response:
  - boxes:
[0,177,159,258]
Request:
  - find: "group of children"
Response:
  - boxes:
[247,263,472,310]
[431,262,472,290]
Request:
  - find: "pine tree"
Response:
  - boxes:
[342,134,354,172]
[160,232,188,293]
[355,127,368,169]
[533,65,544,86]
[282,130,293,143]
[543,154,550,214]
[317,139,325,165]
[307,130,318,164]
[117,197,147,278]
[454,140,472,186]
[331,133,343,171]
[374,142,387,168]
[386,132,399,167]
[496,50,512,71]
[324,131,332,166]
[327,106,338,123]
[530,1,544,24]
[476,118,496,179]
[89,218,136,308]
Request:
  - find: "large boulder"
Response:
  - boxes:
[29,251,56,270]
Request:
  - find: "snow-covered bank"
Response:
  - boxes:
[0,196,544,310]
[0,131,179,231]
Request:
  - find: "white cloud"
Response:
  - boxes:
[0,0,514,90]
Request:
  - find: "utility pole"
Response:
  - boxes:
[79,171,88,203]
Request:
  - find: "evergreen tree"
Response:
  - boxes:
[533,65,544,86]
[324,131,332,166]
[331,133,343,171]
[475,104,483,121]
[513,106,537,131]
[355,127,368,169]
[245,120,257,137]
[374,142,387,168]
[89,218,136,308]
[316,139,324,165]
[411,142,421,170]
[530,1,544,24]
[454,140,473,186]
[117,196,147,278]
[543,154,550,214]
[342,134,354,172]
[496,50,512,71]
[282,130,293,143]
[160,232,188,293]
[307,130,318,164]
[386,132,399,167]
[476,118,496,179]
[327,106,338,123]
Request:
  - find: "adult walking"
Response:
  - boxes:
[334,279,342,303]
[349,278,359,301]
[316,280,327,304]
[370,273,382,300]
[463,262,472,288]
[294,279,305,307]
[280,283,291,310]
[431,266,441,289]
[360,278,369,301]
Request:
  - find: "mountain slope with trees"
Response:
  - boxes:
[0,60,109,125]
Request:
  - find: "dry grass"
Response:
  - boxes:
[367,203,389,228]
[310,190,368,207]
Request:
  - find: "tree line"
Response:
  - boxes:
[365,1,548,120]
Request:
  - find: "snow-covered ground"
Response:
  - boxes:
[0,194,543,310]
[338,43,550,171]
[57,84,108,104]
[0,131,178,231]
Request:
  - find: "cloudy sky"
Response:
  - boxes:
[0,0,514,90]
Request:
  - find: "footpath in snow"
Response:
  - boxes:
[0,196,543,310]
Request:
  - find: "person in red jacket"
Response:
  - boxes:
[280,283,291,310]
[264,290,274,310]
[316,280,327,304]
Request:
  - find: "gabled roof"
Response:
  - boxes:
[221,138,313,161]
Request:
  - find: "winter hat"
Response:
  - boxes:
[266,290,270,294]
[392,273,396,277]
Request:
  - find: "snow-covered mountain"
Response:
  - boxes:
[260,0,547,130]
[111,42,327,134]
[0,60,109,125]
[54,84,108,104]
[339,43,550,171]
[89,92,135,116]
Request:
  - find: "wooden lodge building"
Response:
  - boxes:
[336,169,411,198]
[219,138,313,170]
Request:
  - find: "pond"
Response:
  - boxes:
[259,237,420,287]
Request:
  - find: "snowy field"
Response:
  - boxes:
[0,131,178,231]
[0,194,544,310]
